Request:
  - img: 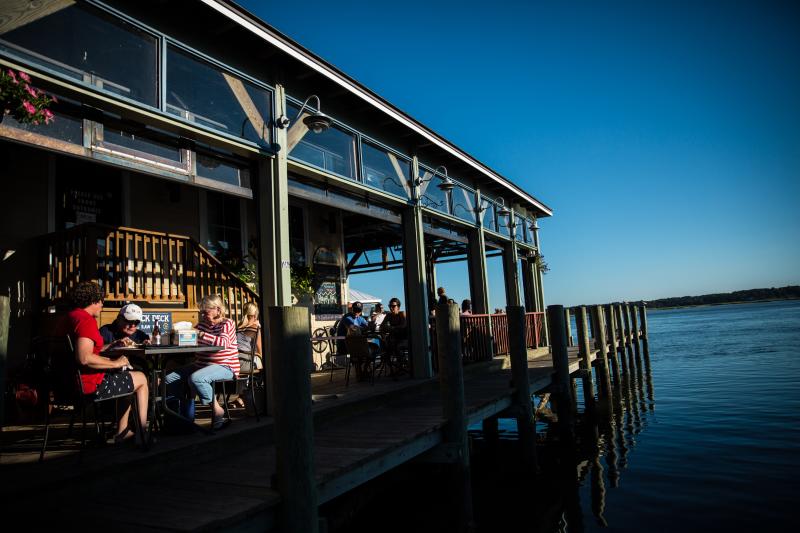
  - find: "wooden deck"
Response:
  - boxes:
[0,343,609,530]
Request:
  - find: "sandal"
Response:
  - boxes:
[212,418,231,431]
[113,428,136,444]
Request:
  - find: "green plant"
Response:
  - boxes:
[534,253,550,274]
[1,69,55,125]
[291,265,315,297]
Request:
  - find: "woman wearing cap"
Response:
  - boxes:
[64,281,149,444]
[99,304,151,347]
[164,294,239,430]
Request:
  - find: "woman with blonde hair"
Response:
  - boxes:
[236,302,263,379]
[165,294,238,430]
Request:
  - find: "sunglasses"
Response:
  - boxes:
[123,320,141,326]
[390,304,399,309]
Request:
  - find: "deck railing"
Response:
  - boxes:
[39,223,258,323]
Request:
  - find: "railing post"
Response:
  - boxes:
[268,306,318,533]
[576,306,596,411]
[507,305,538,472]
[547,305,574,438]
[435,302,474,531]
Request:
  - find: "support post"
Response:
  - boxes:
[613,305,628,375]
[507,305,538,472]
[547,305,574,438]
[576,306,596,411]
[268,306,318,533]
[630,302,641,361]
[564,307,574,347]
[402,206,432,378]
[436,302,474,531]
[0,296,9,428]
[605,304,622,386]
[591,305,613,410]
[502,240,521,307]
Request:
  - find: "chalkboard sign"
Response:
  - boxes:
[313,265,342,317]
[139,312,173,336]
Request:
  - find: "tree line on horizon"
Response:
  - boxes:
[645,285,800,308]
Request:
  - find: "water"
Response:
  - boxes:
[323,300,800,532]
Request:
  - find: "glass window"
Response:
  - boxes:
[361,141,411,199]
[496,209,512,238]
[515,215,526,242]
[481,200,496,232]
[289,206,306,266]
[418,166,451,214]
[167,45,272,147]
[1,110,82,145]
[196,153,249,188]
[0,3,158,106]
[95,123,187,170]
[451,184,476,223]
[206,192,241,259]
[287,102,356,179]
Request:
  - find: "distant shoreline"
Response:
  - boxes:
[649,296,800,311]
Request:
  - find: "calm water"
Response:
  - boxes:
[325,300,800,532]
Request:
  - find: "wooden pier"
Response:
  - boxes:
[1,301,649,532]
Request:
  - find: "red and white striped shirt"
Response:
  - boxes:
[196,318,240,377]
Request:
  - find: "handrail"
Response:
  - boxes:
[38,223,258,323]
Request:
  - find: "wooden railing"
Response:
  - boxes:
[525,312,545,349]
[39,223,259,323]
[490,313,509,355]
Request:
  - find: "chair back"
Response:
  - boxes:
[345,334,371,362]
[31,334,81,403]
[237,326,260,377]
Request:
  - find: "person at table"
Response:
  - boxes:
[99,304,150,347]
[381,297,408,366]
[336,301,368,355]
[370,302,386,329]
[165,294,239,430]
[64,281,149,443]
[236,302,263,372]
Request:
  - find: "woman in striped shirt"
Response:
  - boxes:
[165,294,239,429]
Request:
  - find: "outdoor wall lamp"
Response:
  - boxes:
[496,197,512,219]
[276,94,332,133]
[415,165,456,192]
[528,217,539,232]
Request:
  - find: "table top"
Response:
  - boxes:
[113,344,223,355]
[310,335,345,342]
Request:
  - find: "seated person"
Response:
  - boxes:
[64,281,149,444]
[381,297,408,368]
[336,301,368,355]
[99,304,150,347]
[370,303,386,329]
[461,299,473,315]
[236,302,263,373]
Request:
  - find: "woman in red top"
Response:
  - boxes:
[164,294,239,430]
[66,281,149,443]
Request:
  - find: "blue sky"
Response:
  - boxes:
[242,0,800,308]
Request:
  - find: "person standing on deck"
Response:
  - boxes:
[437,286,448,305]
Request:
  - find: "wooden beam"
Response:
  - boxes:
[0,0,74,36]
[222,72,267,142]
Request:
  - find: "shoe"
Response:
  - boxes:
[212,418,231,431]
[113,429,135,444]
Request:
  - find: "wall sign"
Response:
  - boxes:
[139,312,173,335]
[313,265,342,317]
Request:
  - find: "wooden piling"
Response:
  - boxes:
[507,305,538,471]
[630,302,641,361]
[564,307,574,347]
[435,302,474,531]
[0,295,9,428]
[605,304,622,386]
[591,305,613,409]
[547,305,574,437]
[575,306,596,412]
[268,306,318,533]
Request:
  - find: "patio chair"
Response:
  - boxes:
[344,332,381,387]
[38,336,145,461]
[214,327,262,425]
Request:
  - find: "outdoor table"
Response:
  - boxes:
[113,344,222,440]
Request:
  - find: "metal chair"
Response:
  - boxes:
[215,327,261,424]
[344,332,382,386]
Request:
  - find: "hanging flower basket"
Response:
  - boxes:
[0,69,56,125]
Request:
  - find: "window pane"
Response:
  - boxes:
[206,192,241,259]
[287,102,356,179]
[167,46,272,147]
[289,206,306,266]
[451,185,476,223]
[0,3,158,106]
[418,167,450,214]
[362,142,410,198]
[197,153,246,187]
[515,215,525,241]
[2,110,82,145]
[481,200,496,232]
[98,124,185,167]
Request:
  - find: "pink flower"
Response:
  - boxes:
[25,85,37,98]
[7,70,17,83]
[22,101,36,114]
[43,109,54,124]
[18,71,31,83]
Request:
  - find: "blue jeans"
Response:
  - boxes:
[165,363,234,406]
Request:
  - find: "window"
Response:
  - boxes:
[1,109,82,145]
[206,192,242,259]
[361,141,411,199]
[167,45,272,147]
[418,166,451,214]
[287,102,356,179]
[0,2,158,106]
[515,215,526,242]
[289,206,306,266]
[481,200,497,232]
[196,153,250,188]
[93,121,188,172]
[451,184,476,224]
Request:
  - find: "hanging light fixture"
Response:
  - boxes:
[415,165,456,192]
[276,94,332,133]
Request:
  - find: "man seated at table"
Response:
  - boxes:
[370,303,386,330]
[100,304,151,347]
[381,297,408,372]
[336,301,368,356]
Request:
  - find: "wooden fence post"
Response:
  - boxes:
[576,306,596,412]
[268,306,318,533]
[547,305,574,437]
[436,302,474,531]
[507,305,538,472]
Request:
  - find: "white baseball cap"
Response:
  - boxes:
[118,304,143,322]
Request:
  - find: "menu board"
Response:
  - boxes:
[313,265,342,318]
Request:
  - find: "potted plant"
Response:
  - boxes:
[0,69,55,125]
[290,265,315,306]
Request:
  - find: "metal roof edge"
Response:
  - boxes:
[203,0,553,218]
